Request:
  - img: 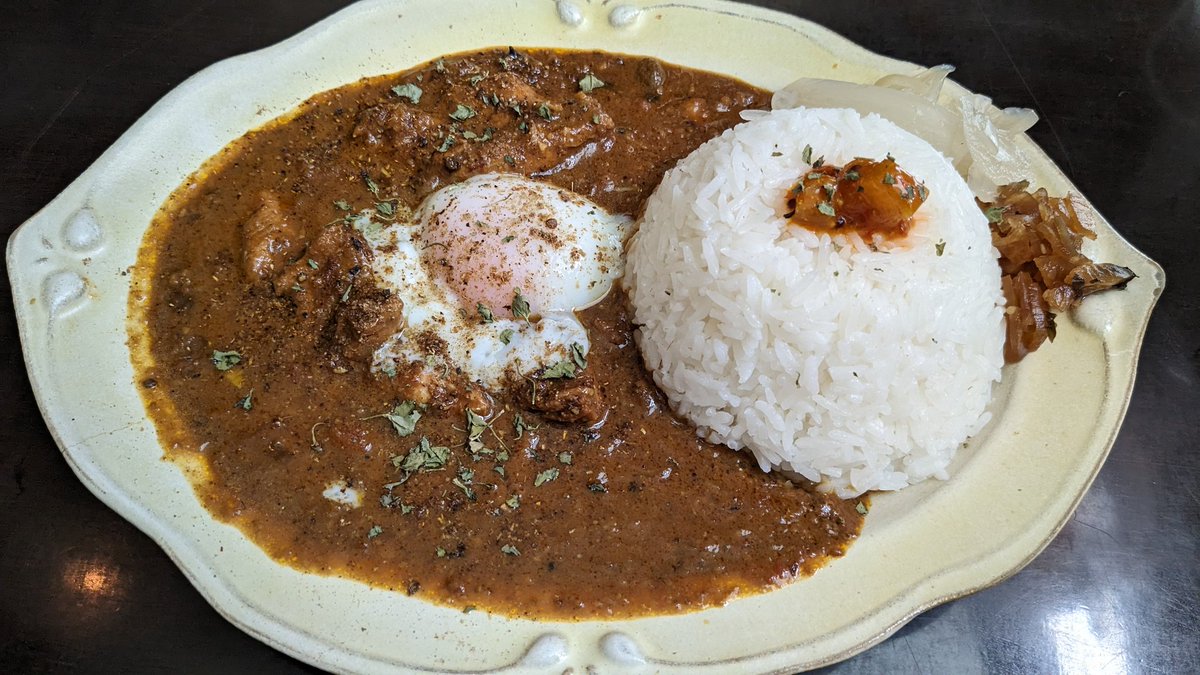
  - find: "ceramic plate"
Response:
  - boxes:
[7,0,1164,672]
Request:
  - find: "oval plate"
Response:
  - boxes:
[6,0,1164,672]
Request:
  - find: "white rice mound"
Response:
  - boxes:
[625,107,1005,498]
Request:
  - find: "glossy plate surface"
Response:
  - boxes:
[6,0,1164,672]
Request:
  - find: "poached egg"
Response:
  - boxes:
[363,173,631,388]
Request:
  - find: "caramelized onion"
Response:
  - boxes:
[982,182,1136,362]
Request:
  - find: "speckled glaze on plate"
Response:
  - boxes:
[6,0,1164,672]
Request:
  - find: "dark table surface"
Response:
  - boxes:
[2,1,1197,673]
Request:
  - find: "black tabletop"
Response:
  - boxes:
[2,1,1197,673]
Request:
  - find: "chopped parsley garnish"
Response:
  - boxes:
[211,349,242,371]
[570,342,587,370]
[477,302,495,323]
[537,103,552,120]
[465,409,489,455]
[936,240,946,256]
[503,155,516,165]
[468,73,487,86]
[450,104,477,121]
[462,127,494,143]
[801,144,813,164]
[501,234,516,243]
[539,361,576,379]
[511,289,531,320]
[395,436,449,474]
[499,328,515,345]
[391,82,423,104]
[505,494,520,509]
[534,467,559,486]
[500,544,520,556]
[376,201,396,218]
[592,114,602,124]
[436,547,447,557]
[452,467,476,500]
[364,175,381,196]
[578,73,606,93]
[436,134,456,152]
[855,501,869,516]
[306,258,319,269]
[882,172,896,185]
[558,452,573,465]
[369,400,423,437]
[816,202,836,217]
[435,58,446,73]
[333,199,351,211]
[587,481,607,493]
[844,169,860,181]
[234,390,253,411]
[513,413,534,439]
[367,525,383,539]
[985,206,1006,223]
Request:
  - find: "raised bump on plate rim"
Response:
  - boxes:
[62,208,103,252]
[43,269,87,319]
[556,0,584,26]
[609,4,642,27]
[599,632,647,665]
[518,633,570,667]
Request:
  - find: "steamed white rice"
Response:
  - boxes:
[625,107,1005,498]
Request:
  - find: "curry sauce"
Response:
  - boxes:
[131,48,863,619]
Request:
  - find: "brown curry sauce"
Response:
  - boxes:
[131,48,863,619]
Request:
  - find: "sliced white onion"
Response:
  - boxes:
[874,63,956,100]
[953,93,1040,197]
[769,66,1038,198]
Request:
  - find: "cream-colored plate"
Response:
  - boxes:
[7,0,1164,672]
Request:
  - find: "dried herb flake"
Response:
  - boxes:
[570,342,587,370]
[578,73,606,93]
[511,289,531,320]
[539,361,576,380]
[477,303,495,323]
[211,350,242,371]
[391,83,423,104]
[234,390,253,411]
[450,104,476,121]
